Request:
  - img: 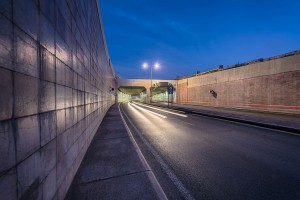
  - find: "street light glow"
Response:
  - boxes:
[141,62,161,103]
[142,62,148,69]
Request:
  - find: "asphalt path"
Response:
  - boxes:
[120,102,300,200]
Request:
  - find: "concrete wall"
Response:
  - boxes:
[152,92,175,103]
[0,0,116,199]
[176,53,300,114]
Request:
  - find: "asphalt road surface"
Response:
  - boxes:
[120,102,300,200]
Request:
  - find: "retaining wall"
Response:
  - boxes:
[176,53,300,114]
[0,0,116,199]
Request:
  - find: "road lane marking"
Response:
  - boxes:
[120,103,196,200]
[133,102,188,118]
[129,102,167,119]
[118,103,168,200]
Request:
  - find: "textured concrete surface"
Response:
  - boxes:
[176,53,300,113]
[0,0,116,199]
[66,104,161,200]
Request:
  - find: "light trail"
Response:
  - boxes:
[133,102,188,118]
[128,102,167,119]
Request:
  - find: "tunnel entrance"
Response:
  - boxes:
[118,82,175,103]
[118,86,146,102]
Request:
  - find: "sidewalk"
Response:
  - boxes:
[66,104,165,200]
[151,102,300,133]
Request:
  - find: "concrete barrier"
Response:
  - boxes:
[176,52,300,114]
[0,0,116,199]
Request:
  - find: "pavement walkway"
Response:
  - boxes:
[66,104,166,200]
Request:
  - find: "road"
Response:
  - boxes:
[119,102,300,200]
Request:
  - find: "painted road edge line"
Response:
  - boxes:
[120,103,196,200]
[118,103,168,200]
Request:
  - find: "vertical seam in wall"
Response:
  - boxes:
[53,0,58,198]
[36,1,44,198]
[37,0,42,157]
[10,0,18,198]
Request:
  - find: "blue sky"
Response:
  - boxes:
[99,0,300,79]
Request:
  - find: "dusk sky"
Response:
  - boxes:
[99,0,300,80]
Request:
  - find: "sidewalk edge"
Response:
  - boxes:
[118,103,168,200]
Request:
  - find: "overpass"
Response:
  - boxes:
[117,78,177,103]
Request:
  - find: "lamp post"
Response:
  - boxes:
[142,62,160,103]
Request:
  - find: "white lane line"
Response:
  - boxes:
[129,102,167,119]
[118,103,168,200]
[133,102,188,118]
[121,103,196,200]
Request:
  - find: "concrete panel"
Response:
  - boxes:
[0,168,17,200]
[16,115,40,162]
[0,0,12,19]
[77,91,83,106]
[40,13,55,54]
[77,105,84,122]
[14,73,39,117]
[0,121,15,173]
[13,0,38,40]
[55,2,67,36]
[56,109,66,135]
[78,76,84,91]
[73,89,78,107]
[40,81,56,113]
[17,151,42,200]
[39,0,55,27]
[66,66,73,88]
[56,155,67,188]
[56,129,68,163]
[65,108,74,130]
[0,68,13,120]
[73,70,78,89]
[72,107,78,127]
[40,111,56,146]
[56,84,65,110]
[14,27,39,78]
[56,58,66,85]
[40,139,56,180]
[0,14,13,70]
[56,32,71,67]
[41,47,55,83]
[42,167,56,200]
[65,87,73,108]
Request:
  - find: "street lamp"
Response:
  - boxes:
[142,62,160,103]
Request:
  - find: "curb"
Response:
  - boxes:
[118,103,168,200]
[145,103,300,134]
